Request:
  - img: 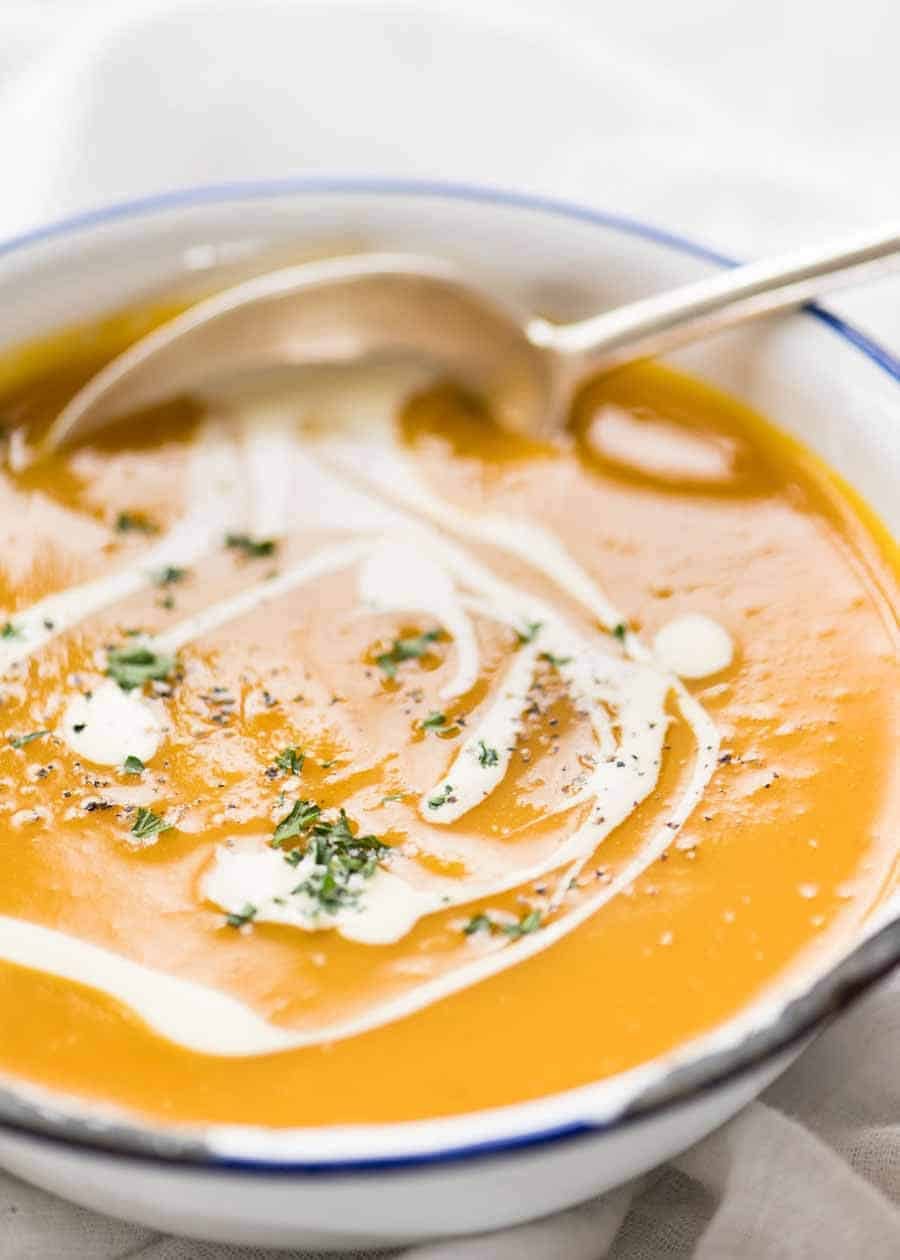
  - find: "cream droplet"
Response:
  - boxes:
[61,680,162,767]
[653,613,734,679]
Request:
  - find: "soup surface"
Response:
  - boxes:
[0,307,897,1129]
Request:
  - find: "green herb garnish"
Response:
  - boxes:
[269,799,389,916]
[106,643,175,691]
[505,909,543,938]
[477,740,499,768]
[153,566,187,587]
[515,620,543,646]
[122,755,145,774]
[130,807,172,840]
[9,729,49,749]
[1,621,20,640]
[225,533,277,559]
[289,808,389,916]
[275,747,304,776]
[539,651,572,669]
[427,783,453,810]
[376,629,442,680]
[422,711,446,730]
[462,909,542,939]
[272,798,322,846]
[226,903,257,928]
[115,512,158,535]
[612,622,627,641]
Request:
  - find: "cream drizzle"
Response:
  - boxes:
[0,426,244,677]
[0,366,730,1055]
[203,841,434,946]
[239,408,300,540]
[358,541,479,701]
[0,915,293,1056]
[420,638,542,822]
[321,434,628,631]
[310,431,720,860]
[154,538,374,655]
[144,523,691,917]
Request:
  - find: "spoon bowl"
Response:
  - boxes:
[45,254,561,448]
[44,223,900,450]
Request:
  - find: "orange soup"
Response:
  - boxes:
[0,312,897,1129]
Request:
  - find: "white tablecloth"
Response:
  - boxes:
[0,2,898,1255]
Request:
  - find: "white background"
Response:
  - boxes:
[2,0,899,336]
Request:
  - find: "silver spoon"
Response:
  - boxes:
[44,222,900,450]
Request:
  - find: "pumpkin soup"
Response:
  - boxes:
[0,314,896,1128]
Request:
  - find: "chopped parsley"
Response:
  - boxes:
[106,643,175,691]
[1,621,20,640]
[269,799,390,916]
[153,566,187,587]
[422,711,446,730]
[115,511,158,535]
[9,729,49,749]
[376,628,441,679]
[462,909,542,939]
[271,798,322,845]
[539,651,572,669]
[122,755,145,774]
[477,739,499,768]
[506,909,543,938]
[130,807,172,840]
[226,903,257,928]
[274,747,304,776]
[292,809,389,915]
[612,622,627,642]
[225,533,277,559]
[515,620,543,646]
[427,783,454,810]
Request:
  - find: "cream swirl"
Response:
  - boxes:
[0,364,730,1055]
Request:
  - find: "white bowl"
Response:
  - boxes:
[0,180,897,1250]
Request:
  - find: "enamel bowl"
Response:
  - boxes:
[0,181,897,1250]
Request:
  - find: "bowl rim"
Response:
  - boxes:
[0,175,897,1176]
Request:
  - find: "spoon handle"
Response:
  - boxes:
[532,222,900,375]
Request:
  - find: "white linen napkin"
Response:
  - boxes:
[0,2,897,1255]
